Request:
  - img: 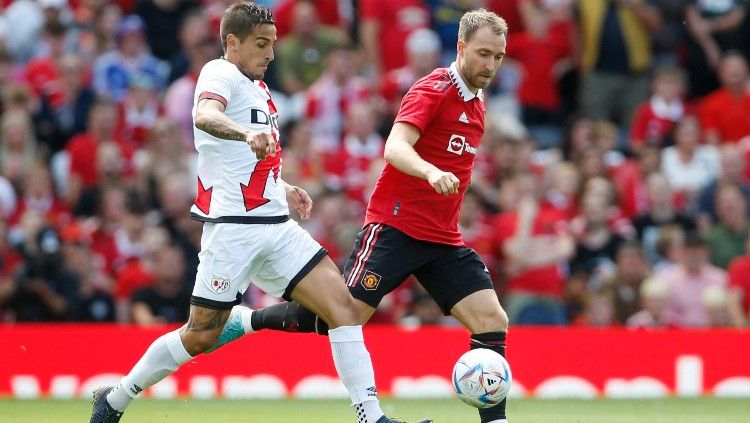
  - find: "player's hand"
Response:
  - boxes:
[285,184,313,221]
[246,131,276,160]
[427,169,460,196]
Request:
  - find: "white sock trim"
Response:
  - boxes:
[239,307,255,334]
[164,330,193,364]
[328,325,364,343]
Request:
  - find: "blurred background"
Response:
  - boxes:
[0,0,749,331]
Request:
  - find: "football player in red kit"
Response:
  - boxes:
[219,8,511,423]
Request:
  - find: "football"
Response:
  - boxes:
[452,348,512,409]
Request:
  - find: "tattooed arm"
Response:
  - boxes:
[194,98,276,160]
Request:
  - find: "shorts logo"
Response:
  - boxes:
[211,276,230,294]
[361,270,382,291]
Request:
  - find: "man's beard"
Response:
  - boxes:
[461,62,492,90]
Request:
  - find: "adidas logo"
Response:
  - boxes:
[459,112,469,124]
[488,378,497,386]
[130,384,143,396]
[366,386,378,397]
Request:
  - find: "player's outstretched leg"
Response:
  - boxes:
[207,300,328,355]
[451,289,510,423]
[251,300,330,334]
[90,306,230,423]
[290,256,431,423]
[205,305,256,353]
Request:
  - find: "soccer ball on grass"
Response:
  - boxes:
[451,348,512,409]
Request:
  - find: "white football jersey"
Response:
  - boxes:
[190,59,288,223]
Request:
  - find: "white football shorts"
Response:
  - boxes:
[191,219,327,309]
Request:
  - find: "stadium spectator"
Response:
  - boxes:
[660,116,720,200]
[507,0,574,135]
[702,284,733,327]
[576,0,659,128]
[23,21,69,107]
[381,28,442,119]
[118,73,162,148]
[166,9,211,83]
[626,277,678,327]
[632,172,695,264]
[599,241,651,324]
[647,0,690,67]
[460,190,497,280]
[699,52,750,145]
[275,0,349,95]
[0,109,41,188]
[696,145,750,224]
[63,99,130,207]
[133,117,197,207]
[652,224,685,276]
[272,0,349,39]
[662,233,727,327]
[7,163,70,230]
[129,243,190,325]
[304,45,372,152]
[34,54,96,155]
[685,1,747,97]
[76,3,123,62]
[569,189,627,284]
[323,102,384,207]
[540,161,581,221]
[60,222,116,322]
[2,223,81,322]
[704,183,749,269]
[133,0,200,62]
[359,0,430,79]
[164,32,221,146]
[278,119,325,199]
[494,172,574,325]
[92,15,169,102]
[629,66,688,152]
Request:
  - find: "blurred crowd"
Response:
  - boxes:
[0,0,749,329]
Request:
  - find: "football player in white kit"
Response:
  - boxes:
[90,3,430,423]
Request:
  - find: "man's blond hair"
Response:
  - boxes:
[458,8,508,42]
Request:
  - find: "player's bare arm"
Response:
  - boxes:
[284,182,313,221]
[194,97,276,160]
[384,122,460,196]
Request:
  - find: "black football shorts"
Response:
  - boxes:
[343,223,493,315]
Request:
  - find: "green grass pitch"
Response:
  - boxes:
[0,397,747,422]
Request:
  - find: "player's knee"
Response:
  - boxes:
[181,330,221,356]
[471,306,509,333]
[325,294,366,328]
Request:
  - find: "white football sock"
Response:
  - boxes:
[236,306,255,333]
[328,325,384,423]
[106,330,192,412]
[487,420,508,423]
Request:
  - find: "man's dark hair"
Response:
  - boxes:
[220,2,274,51]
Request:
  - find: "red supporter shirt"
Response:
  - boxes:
[505,22,572,110]
[727,256,750,314]
[360,0,429,72]
[700,88,750,143]
[493,207,569,297]
[629,99,684,149]
[365,64,485,246]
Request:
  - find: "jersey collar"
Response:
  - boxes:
[449,62,483,102]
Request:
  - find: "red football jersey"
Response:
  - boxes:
[365,63,485,245]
